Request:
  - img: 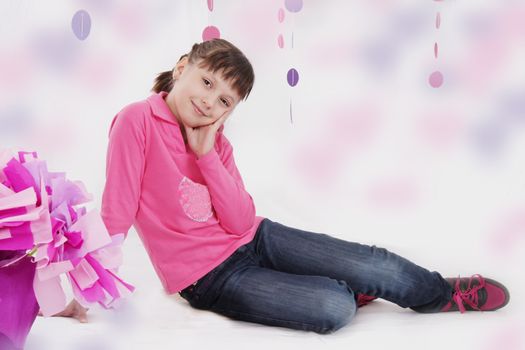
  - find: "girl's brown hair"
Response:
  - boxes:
[152,38,254,101]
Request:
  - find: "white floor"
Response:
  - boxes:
[27,232,524,350]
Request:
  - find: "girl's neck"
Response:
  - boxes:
[163,89,188,144]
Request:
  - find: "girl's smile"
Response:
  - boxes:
[191,100,206,117]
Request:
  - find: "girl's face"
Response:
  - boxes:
[166,57,241,129]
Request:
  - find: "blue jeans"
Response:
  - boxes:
[179,218,453,334]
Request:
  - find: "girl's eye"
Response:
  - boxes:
[203,78,229,107]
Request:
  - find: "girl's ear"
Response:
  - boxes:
[173,56,189,80]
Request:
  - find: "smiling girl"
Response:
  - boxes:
[100,38,509,334]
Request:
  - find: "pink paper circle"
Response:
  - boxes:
[429,71,444,88]
[278,34,284,48]
[202,26,220,41]
[278,8,285,22]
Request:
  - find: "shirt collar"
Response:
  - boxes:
[146,91,179,124]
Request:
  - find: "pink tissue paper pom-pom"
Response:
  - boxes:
[0,149,134,347]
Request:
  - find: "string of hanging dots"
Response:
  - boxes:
[429,0,444,88]
[203,0,220,41]
[278,0,303,123]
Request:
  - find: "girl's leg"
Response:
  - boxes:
[251,218,453,313]
[180,244,357,334]
[211,267,358,334]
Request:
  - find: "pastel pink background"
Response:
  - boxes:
[1,0,523,349]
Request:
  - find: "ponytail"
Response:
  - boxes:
[151,54,188,93]
[151,70,173,93]
[151,70,174,93]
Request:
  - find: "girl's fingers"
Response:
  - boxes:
[213,113,229,130]
[75,307,89,323]
[50,300,89,323]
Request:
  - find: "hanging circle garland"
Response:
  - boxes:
[287,68,299,87]
[429,4,444,88]
[278,7,285,22]
[429,70,443,88]
[202,0,220,41]
[285,0,303,13]
[202,25,220,41]
[277,7,285,48]
[278,34,284,48]
[71,9,91,41]
[281,0,303,123]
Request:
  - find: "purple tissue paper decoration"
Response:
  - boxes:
[287,68,299,87]
[285,0,303,13]
[71,10,91,41]
[202,26,220,41]
[0,254,39,350]
[0,149,134,343]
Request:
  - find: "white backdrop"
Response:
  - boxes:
[1,0,524,349]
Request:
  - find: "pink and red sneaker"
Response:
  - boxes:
[440,274,510,313]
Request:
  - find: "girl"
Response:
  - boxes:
[100,38,510,334]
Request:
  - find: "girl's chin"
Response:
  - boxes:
[178,117,196,128]
[184,121,201,128]
[183,119,213,129]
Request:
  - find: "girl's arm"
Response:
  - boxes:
[196,134,256,235]
[101,106,146,237]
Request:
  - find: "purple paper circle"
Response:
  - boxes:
[287,68,299,87]
[285,0,303,13]
[202,26,220,41]
[429,70,444,88]
[71,10,91,41]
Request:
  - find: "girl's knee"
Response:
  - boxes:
[314,291,357,334]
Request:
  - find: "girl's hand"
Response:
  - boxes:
[184,113,229,158]
[38,299,89,323]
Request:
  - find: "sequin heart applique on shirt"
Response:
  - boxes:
[178,176,213,222]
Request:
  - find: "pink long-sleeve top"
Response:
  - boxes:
[101,91,265,294]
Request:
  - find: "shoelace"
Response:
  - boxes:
[452,274,486,313]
